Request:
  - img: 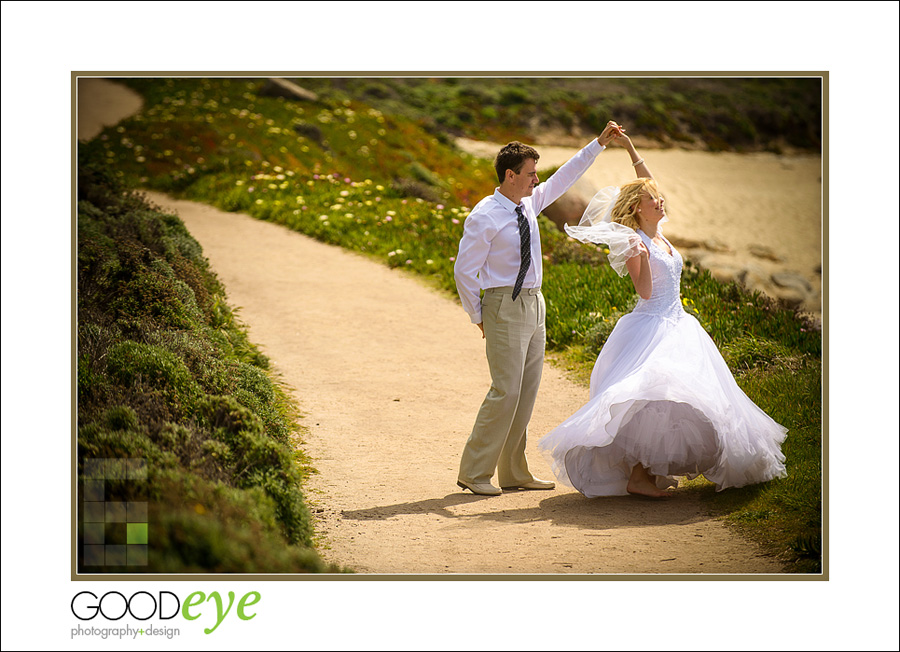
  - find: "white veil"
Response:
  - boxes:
[564,186,644,276]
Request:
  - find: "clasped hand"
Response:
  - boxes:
[598,121,627,147]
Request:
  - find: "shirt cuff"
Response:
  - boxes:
[469,310,482,324]
[587,139,605,155]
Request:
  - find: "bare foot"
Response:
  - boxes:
[626,478,673,499]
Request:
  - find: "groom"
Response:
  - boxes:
[454,121,623,495]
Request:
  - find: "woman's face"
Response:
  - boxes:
[637,188,666,226]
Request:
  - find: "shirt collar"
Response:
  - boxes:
[492,188,521,214]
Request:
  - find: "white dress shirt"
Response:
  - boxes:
[454,139,606,323]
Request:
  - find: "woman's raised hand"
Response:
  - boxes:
[612,128,632,147]
[598,121,626,147]
[611,129,652,179]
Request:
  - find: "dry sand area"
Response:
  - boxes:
[79,78,792,575]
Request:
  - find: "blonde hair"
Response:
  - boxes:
[611,178,660,231]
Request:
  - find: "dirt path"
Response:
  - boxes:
[77,77,143,142]
[141,192,784,575]
[80,78,786,575]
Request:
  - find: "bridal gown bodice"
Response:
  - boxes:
[631,230,686,322]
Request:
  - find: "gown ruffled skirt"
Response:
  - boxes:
[538,232,787,497]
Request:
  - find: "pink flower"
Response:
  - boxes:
[451,218,460,225]
[385,215,393,222]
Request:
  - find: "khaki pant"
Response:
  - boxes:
[458,287,545,486]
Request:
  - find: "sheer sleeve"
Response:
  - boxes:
[565,221,643,277]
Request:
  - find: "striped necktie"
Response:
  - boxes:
[512,205,531,300]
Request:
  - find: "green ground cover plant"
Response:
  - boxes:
[77,154,342,573]
[296,77,822,153]
[84,77,822,572]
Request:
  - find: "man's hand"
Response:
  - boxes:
[477,323,485,339]
[597,121,626,147]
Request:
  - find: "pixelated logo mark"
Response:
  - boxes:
[81,458,148,567]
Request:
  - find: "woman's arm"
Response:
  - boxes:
[625,242,652,299]
[614,131,653,180]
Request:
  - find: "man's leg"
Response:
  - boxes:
[497,292,545,487]
[458,289,531,486]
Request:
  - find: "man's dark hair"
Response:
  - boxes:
[494,141,540,184]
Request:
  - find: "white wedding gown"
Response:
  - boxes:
[538,230,788,496]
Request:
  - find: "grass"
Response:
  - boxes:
[81,77,823,573]
[295,77,823,153]
[77,153,346,573]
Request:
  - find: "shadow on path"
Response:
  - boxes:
[340,490,713,531]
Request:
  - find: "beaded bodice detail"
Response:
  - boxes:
[631,230,686,321]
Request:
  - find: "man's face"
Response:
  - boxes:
[509,158,539,198]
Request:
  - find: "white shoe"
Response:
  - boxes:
[501,478,555,490]
[457,479,502,496]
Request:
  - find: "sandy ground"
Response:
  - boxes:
[77,78,143,142]
[79,78,788,575]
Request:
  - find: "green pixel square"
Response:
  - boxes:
[127,523,148,545]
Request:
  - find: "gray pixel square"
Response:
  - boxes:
[105,545,127,565]
[127,545,149,566]
[127,458,148,481]
[105,502,127,523]
[84,459,106,480]
[84,502,105,523]
[127,502,148,522]
[84,545,105,566]
[84,480,105,502]
[106,459,128,481]
[83,522,105,544]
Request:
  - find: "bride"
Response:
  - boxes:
[538,127,788,499]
